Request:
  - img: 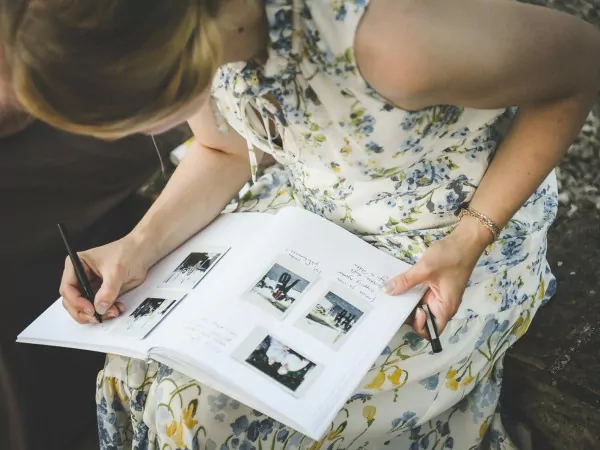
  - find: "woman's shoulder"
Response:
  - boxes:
[303,0,371,55]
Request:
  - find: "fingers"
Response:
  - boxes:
[413,306,428,339]
[403,307,416,325]
[427,284,460,336]
[60,256,125,323]
[60,257,97,323]
[94,271,123,315]
[61,292,125,324]
[62,297,98,324]
[60,256,79,296]
[101,303,122,321]
[385,263,430,295]
[412,289,438,339]
[413,289,459,341]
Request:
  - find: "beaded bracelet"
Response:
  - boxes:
[457,206,501,241]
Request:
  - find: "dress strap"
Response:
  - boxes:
[243,0,304,182]
[291,0,304,56]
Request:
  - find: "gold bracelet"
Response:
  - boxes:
[458,206,501,240]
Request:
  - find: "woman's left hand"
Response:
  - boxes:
[385,216,494,339]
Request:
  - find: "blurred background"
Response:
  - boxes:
[1,0,599,448]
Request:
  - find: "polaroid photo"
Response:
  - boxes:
[111,291,186,339]
[295,284,373,350]
[232,328,322,398]
[159,246,230,290]
[242,254,318,319]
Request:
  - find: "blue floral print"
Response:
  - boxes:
[95,0,557,448]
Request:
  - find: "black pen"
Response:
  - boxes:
[57,223,103,323]
[422,304,442,353]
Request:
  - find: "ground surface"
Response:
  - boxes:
[501,2,600,444]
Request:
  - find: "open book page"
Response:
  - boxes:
[17,212,276,356]
[16,299,150,359]
[150,207,425,439]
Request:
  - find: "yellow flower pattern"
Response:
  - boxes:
[326,421,346,441]
[362,405,377,423]
[388,366,408,387]
[365,370,386,390]
[182,399,199,429]
[445,377,459,391]
[95,0,558,448]
[165,419,185,448]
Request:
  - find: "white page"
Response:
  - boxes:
[19,207,424,439]
[152,207,425,439]
[262,208,428,435]
[17,212,275,354]
[17,300,150,359]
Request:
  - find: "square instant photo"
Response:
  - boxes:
[242,254,318,319]
[159,246,230,291]
[295,284,373,350]
[110,290,186,339]
[232,328,322,398]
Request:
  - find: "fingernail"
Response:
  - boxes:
[383,279,396,294]
[88,316,99,324]
[105,310,118,319]
[96,302,110,315]
[84,307,95,316]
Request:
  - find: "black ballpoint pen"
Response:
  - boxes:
[57,223,103,323]
[422,304,442,353]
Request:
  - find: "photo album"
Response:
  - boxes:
[18,207,425,439]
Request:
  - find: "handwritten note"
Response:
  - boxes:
[285,249,322,274]
[186,319,238,352]
[336,264,389,303]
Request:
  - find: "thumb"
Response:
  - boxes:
[384,264,429,295]
[94,274,122,315]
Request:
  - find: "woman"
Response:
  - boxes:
[4,0,599,448]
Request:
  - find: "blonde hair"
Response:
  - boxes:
[2,0,223,139]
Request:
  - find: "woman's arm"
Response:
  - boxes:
[357,0,600,233]
[356,0,600,334]
[59,100,254,322]
[131,102,253,268]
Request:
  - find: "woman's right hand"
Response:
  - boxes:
[59,235,150,324]
[58,100,254,324]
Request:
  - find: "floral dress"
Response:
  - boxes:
[96,0,558,448]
